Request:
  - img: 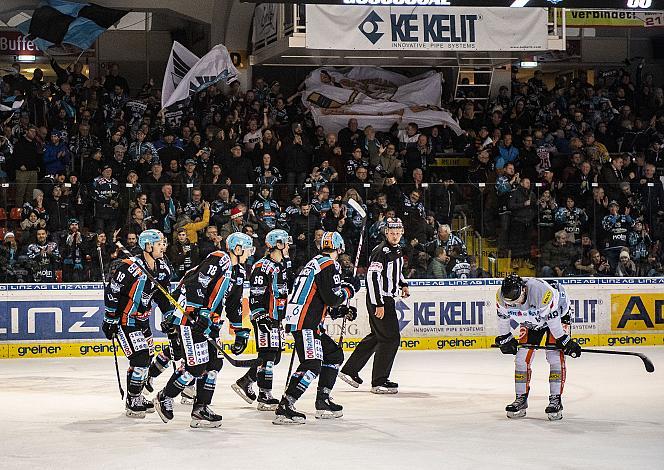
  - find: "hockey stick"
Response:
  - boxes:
[520,345,655,373]
[283,343,297,393]
[98,246,125,399]
[111,335,125,399]
[337,198,367,347]
[115,242,256,368]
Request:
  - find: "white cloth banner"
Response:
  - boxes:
[161,41,200,109]
[306,5,548,51]
[252,3,279,45]
[162,44,239,109]
[302,67,463,134]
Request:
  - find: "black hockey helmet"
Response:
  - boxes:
[501,273,525,302]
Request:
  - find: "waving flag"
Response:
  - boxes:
[161,41,200,110]
[161,44,238,109]
[16,0,127,54]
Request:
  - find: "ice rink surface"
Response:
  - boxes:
[2,348,663,470]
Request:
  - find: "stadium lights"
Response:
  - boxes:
[519,61,538,68]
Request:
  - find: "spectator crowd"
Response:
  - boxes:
[0,57,663,283]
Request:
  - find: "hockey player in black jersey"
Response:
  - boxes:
[102,229,173,418]
[153,232,254,428]
[232,229,294,411]
[275,231,358,425]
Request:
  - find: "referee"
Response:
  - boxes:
[340,217,409,394]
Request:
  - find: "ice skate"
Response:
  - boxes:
[545,395,563,421]
[257,390,279,411]
[506,394,528,419]
[125,393,147,418]
[144,376,155,393]
[190,404,223,428]
[180,384,195,405]
[339,371,363,389]
[138,393,154,413]
[371,380,398,394]
[232,375,257,404]
[272,402,306,425]
[315,397,343,419]
[154,391,174,423]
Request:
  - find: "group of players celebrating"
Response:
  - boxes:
[102,224,363,427]
[102,218,583,427]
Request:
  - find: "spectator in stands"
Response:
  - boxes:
[338,118,362,154]
[26,227,60,283]
[168,227,200,281]
[495,133,519,170]
[540,230,579,277]
[508,177,536,268]
[283,126,312,193]
[599,154,625,203]
[13,125,41,208]
[575,248,612,277]
[615,249,637,277]
[372,142,403,187]
[198,224,223,259]
[426,247,448,279]
[555,195,588,239]
[602,200,633,268]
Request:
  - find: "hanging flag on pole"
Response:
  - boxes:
[16,0,127,54]
[161,41,200,110]
[161,44,239,109]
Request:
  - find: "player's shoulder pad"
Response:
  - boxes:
[531,278,553,306]
[210,250,232,268]
[315,254,336,272]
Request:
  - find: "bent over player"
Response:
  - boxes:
[102,229,173,418]
[276,231,358,425]
[232,229,294,411]
[495,274,581,420]
[153,232,253,427]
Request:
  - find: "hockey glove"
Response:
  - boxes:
[329,305,358,321]
[231,328,250,355]
[192,313,210,335]
[343,276,362,292]
[495,333,518,355]
[253,310,272,334]
[102,321,118,340]
[208,322,221,339]
[257,318,273,335]
[160,318,176,335]
[556,334,582,358]
[339,281,357,300]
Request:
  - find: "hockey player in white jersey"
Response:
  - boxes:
[494,274,581,420]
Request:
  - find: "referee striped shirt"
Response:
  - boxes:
[367,242,407,307]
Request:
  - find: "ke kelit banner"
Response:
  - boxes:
[1,279,663,358]
[305,5,548,51]
[555,9,664,28]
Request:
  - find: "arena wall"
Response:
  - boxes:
[0,278,662,358]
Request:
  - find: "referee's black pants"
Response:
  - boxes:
[341,297,400,386]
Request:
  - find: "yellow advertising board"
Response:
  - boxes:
[553,9,664,27]
[611,293,664,331]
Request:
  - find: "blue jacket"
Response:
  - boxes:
[495,144,519,169]
[42,142,71,174]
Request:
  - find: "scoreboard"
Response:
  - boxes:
[241,0,662,10]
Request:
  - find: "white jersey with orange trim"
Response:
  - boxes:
[496,278,569,339]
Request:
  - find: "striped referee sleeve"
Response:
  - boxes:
[367,257,384,307]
